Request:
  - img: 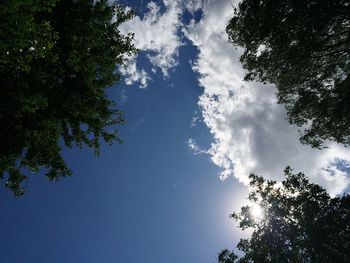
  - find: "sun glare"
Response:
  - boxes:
[250,203,263,219]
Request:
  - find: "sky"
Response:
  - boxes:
[1,0,350,262]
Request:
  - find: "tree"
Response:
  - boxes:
[226,0,350,148]
[217,167,350,263]
[0,0,136,196]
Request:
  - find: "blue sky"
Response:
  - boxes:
[1,0,350,262]
[0,49,246,261]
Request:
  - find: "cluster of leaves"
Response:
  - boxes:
[217,167,350,262]
[226,0,350,148]
[0,0,136,195]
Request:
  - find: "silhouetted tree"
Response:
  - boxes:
[226,0,350,149]
[217,249,238,263]
[0,0,136,195]
[217,167,350,263]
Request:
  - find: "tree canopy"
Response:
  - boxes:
[0,0,136,195]
[217,167,350,263]
[226,0,350,148]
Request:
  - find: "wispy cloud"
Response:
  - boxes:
[187,138,208,155]
[190,110,201,127]
[119,0,183,87]
[119,58,150,88]
[185,0,204,14]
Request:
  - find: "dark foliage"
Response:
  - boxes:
[226,0,350,148]
[0,0,136,195]
[218,168,350,262]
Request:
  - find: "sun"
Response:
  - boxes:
[250,203,263,219]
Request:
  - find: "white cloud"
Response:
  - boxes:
[119,57,150,88]
[185,0,204,14]
[185,0,350,195]
[187,138,208,155]
[190,110,201,127]
[117,0,350,195]
[119,0,183,84]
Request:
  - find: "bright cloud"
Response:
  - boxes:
[119,58,150,88]
[118,0,350,196]
[185,0,204,14]
[119,0,183,87]
[187,138,208,155]
[185,0,350,196]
